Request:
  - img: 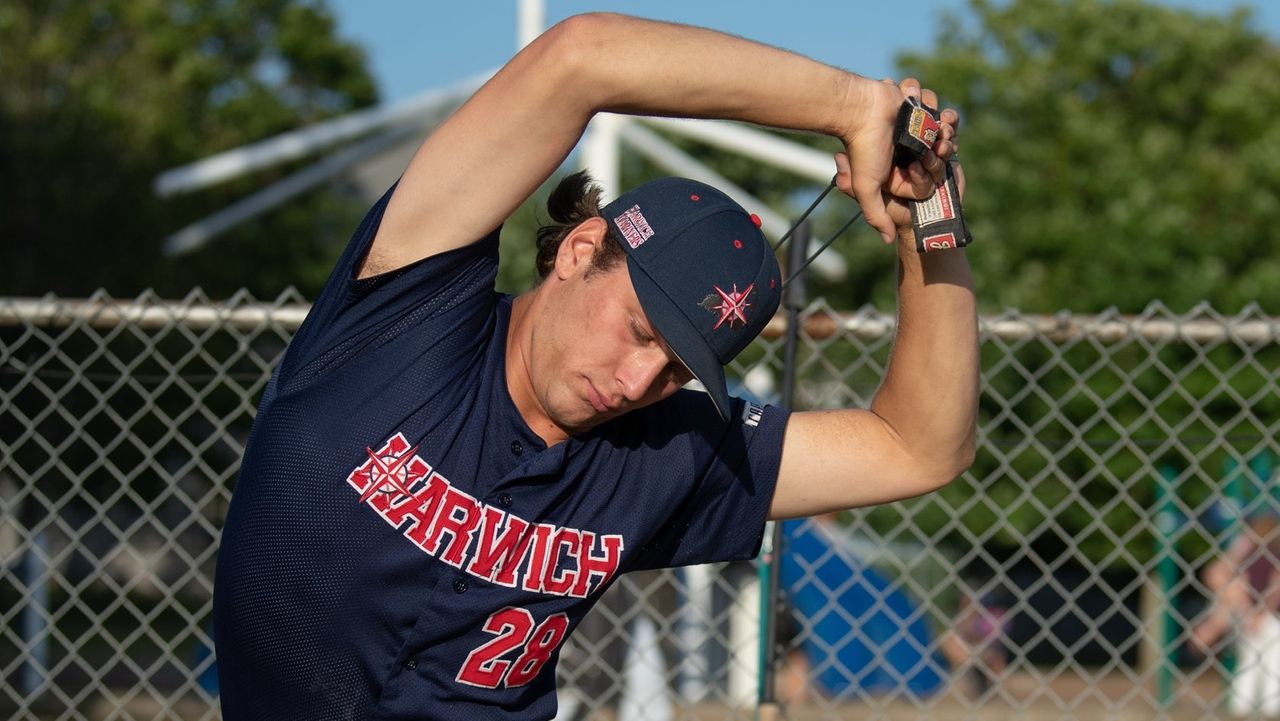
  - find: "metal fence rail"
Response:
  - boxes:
[2,293,1278,720]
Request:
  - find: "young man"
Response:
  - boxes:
[213,13,976,720]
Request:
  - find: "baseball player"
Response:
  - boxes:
[213,12,976,720]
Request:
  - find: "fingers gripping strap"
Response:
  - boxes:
[893,96,941,169]
[893,97,973,253]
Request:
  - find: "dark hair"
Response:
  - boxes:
[534,170,626,279]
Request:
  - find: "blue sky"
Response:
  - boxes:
[328,1,1278,104]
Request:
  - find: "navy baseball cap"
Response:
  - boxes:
[602,178,782,420]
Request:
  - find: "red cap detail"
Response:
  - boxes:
[733,239,743,249]
[690,194,700,201]
[750,213,762,228]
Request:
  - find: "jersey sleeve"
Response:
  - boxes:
[273,184,501,395]
[630,395,790,571]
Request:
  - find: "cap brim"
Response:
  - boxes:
[627,259,731,421]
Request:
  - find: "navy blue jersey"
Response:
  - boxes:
[213,186,789,721]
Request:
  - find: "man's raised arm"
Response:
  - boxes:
[360,12,912,278]
[770,82,978,519]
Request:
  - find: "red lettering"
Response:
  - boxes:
[348,434,630,600]
[468,507,531,583]
[520,524,555,594]
[383,472,448,543]
[541,528,581,596]
[423,487,481,566]
[571,532,624,598]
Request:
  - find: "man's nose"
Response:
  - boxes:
[618,350,668,402]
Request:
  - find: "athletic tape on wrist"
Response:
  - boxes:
[893,97,972,253]
[909,161,970,252]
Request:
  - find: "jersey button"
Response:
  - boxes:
[510,440,523,456]
[453,579,469,594]
[404,658,418,671]
[498,493,513,508]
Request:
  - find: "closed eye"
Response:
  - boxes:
[628,317,654,345]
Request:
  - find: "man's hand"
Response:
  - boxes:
[836,78,961,242]
[837,77,907,244]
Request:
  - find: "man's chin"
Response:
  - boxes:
[553,406,616,437]
[542,409,591,438]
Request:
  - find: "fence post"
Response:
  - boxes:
[758,219,810,719]
[19,529,51,700]
[1154,465,1179,708]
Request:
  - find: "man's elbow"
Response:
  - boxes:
[950,434,977,482]
[542,12,607,50]
[951,444,977,484]
[531,13,619,104]
[540,14,626,70]
[918,441,975,494]
[956,432,977,475]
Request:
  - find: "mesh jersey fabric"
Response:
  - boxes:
[213,185,789,720]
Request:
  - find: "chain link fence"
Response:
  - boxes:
[2,293,1278,720]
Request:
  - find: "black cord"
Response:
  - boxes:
[770,176,865,289]
[781,210,863,288]
[771,176,838,252]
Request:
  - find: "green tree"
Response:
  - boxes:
[898,0,1280,314]
[848,0,1280,571]
[0,0,378,297]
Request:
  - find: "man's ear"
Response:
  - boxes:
[553,217,609,280]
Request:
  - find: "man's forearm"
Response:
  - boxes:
[561,13,903,241]
[376,12,909,271]
[870,230,979,481]
[565,13,858,140]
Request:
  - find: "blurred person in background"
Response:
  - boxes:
[1192,506,1280,717]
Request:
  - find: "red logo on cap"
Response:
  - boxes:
[711,283,755,330]
[613,204,655,249]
